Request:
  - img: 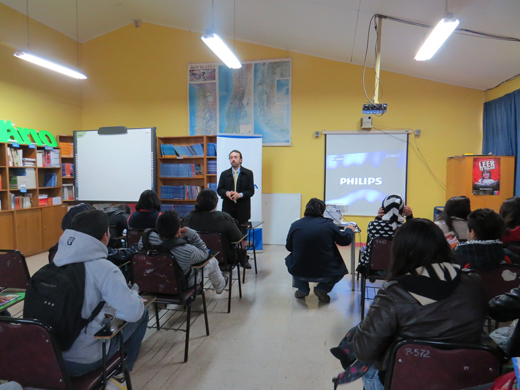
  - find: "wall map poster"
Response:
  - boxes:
[188,59,291,145]
[472,157,501,195]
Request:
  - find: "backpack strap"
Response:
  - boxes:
[82,300,106,334]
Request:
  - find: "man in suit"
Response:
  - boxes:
[217,150,255,267]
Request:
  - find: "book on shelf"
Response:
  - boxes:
[61,163,74,177]
[7,147,23,167]
[208,183,218,192]
[160,143,204,157]
[38,194,48,207]
[36,151,44,167]
[160,185,201,200]
[63,184,75,201]
[207,160,217,174]
[207,143,217,156]
[44,150,60,167]
[43,173,57,187]
[51,196,62,205]
[9,168,36,189]
[59,142,74,158]
[11,193,33,209]
[160,163,202,177]
[22,158,36,167]
[160,203,195,218]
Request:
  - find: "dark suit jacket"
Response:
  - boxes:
[217,166,254,224]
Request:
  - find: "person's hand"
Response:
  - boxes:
[226,191,234,200]
[179,227,188,237]
[377,207,385,218]
[345,225,356,232]
[403,206,413,217]
[230,192,242,201]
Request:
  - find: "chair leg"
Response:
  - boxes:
[124,366,133,390]
[228,270,233,314]
[242,260,247,284]
[154,302,160,330]
[360,275,366,320]
[237,264,242,298]
[253,245,257,275]
[201,289,210,336]
[184,301,191,363]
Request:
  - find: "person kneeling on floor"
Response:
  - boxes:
[285,198,355,303]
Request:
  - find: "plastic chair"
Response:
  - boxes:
[198,232,242,313]
[0,316,132,390]
[384,339,502,390]
[126,229,145,247]
[360,238,392,320]
[0,250,30,290]
[131,250,209,362]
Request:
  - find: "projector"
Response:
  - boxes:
[362,103,387,115]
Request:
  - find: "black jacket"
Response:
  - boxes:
[489,286,520,356]
[351,270,487,371]
[285,216,354,278]
[217,167,254,224]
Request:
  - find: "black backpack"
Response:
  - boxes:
[23,262,105,351]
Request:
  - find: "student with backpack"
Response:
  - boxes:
[24,209,148,387]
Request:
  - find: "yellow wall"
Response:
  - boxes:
[82,22,484,236]
[485,77,520,102]
[0,4,82,135]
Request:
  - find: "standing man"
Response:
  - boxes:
[217,150,255,233]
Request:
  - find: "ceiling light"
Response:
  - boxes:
[14,51,87,79]
[414,16,460,61]
[201,31,242,69]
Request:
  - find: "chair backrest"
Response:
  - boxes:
[385,339,501,390]
[368,238,393,271]
[0,317,70,389]
[0,250,31,289]
[131,251,186,295]
[197,232,227,266]
[476,263,520,301]
[127,229,144,247]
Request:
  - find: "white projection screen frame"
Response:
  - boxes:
[74,128,156,202]
[324,131,409,217]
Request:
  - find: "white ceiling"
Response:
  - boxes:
[2,0,519,91]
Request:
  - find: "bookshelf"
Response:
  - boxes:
[157,135,217,218]
[0,141,66,256]
[58,135,75,203]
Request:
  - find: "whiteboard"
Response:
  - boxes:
[74,128,156,202]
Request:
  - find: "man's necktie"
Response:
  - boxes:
[233,170,238,192]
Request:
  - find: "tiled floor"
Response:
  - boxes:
[24,245,364,390]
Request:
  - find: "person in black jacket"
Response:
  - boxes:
[285,198,355,303]
[217,150,254,234]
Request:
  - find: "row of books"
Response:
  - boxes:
[62,163,74,178]
[38,194,62,206]
[38,150,60,167]
[208,183,217,192]
[160,204,195,218]
[160,185,201,200]
[160,163,202,177]
[9,168,36,190]
[207,143,216,156]
[59,142,74,158]
[160,143,204,157]
[63,184,75,201]
[207,160,217,174]
[11,193,32,209]
[7,147,25,167]
[43,173,58,187]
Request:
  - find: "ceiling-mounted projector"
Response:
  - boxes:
[362,103,387,115]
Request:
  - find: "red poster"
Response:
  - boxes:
[472,157,500,195]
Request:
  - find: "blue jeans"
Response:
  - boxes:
[293,275,343,294]
[362,365,384,390]
[65,309,149,377]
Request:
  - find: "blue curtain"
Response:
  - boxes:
[483,89,520,195]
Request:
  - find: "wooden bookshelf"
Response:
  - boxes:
[157,135,217,218]
[58,135,76,203]
[0,141,66,255]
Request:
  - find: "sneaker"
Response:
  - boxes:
[216,275,228,294]
[314,288,331,303]
[294,290,308,299]
[243,262,252,269]
[105,373,127,390]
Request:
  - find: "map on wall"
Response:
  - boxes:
[188,58,292,145]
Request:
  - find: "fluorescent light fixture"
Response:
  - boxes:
[414,17,460,61]
[201,32,242,69]
[14,51,87,79]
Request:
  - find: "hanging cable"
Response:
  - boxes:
[26,0,30,49]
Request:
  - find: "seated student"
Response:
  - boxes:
[49,203,137,266]
[357,194,412,275]
[499,197,520,249]
[128,190,161,230]
[454,208,519,271]
[182,189,248,268]
[51,210,148,385]
[285,198,355,303]
[334,219,486,389]
[435,195,471,247]
[138,210,227,293]
[104,203,131,248]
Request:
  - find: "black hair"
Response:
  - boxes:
[61,203,94,231]
[156,210,180,240]
[500,197,520,230]
[229,150,243,159]
[135,190,161,212]
[304,198,326,217]
[467,208,505,240]
[389,218,453,279]
[437,196,471,233]
[194,188,218,212]
[70,209,109,241]
[113,203,131,215]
